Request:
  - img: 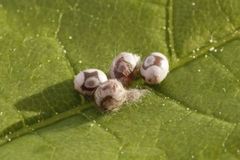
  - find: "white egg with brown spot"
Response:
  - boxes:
[94,79,127,111]
[110,52,140,86]
[140,52,169,84]
[74,69,108,96]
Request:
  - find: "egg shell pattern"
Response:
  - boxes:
[110,52,140,85]
[74,69,108,95]
[94,79,127,111]
[140,52,169,84]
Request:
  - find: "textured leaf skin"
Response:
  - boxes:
[0,0,240,159]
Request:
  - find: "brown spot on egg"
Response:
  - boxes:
[112,58,135,86]
[84,71,99,79]
[81,85,97,92]
[80,71,100,92]
[142,56,164,70]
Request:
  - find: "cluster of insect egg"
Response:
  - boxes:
[74,52,169,112]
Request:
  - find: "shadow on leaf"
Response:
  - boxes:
[15,79,83,114]
[0,79,104,145]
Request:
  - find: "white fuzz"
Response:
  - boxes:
[94,79,149,112]
[126,89,149,102]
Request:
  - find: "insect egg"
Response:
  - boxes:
[74,69,108,96]
[109,52,140,86]
[140,52,169,84]
[94,79,127,111]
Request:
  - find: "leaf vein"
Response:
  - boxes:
[171,29,240,71]
[151,89,236,126]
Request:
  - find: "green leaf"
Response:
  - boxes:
[0,0,240,159]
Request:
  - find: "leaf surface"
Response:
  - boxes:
[0,0,240,159]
